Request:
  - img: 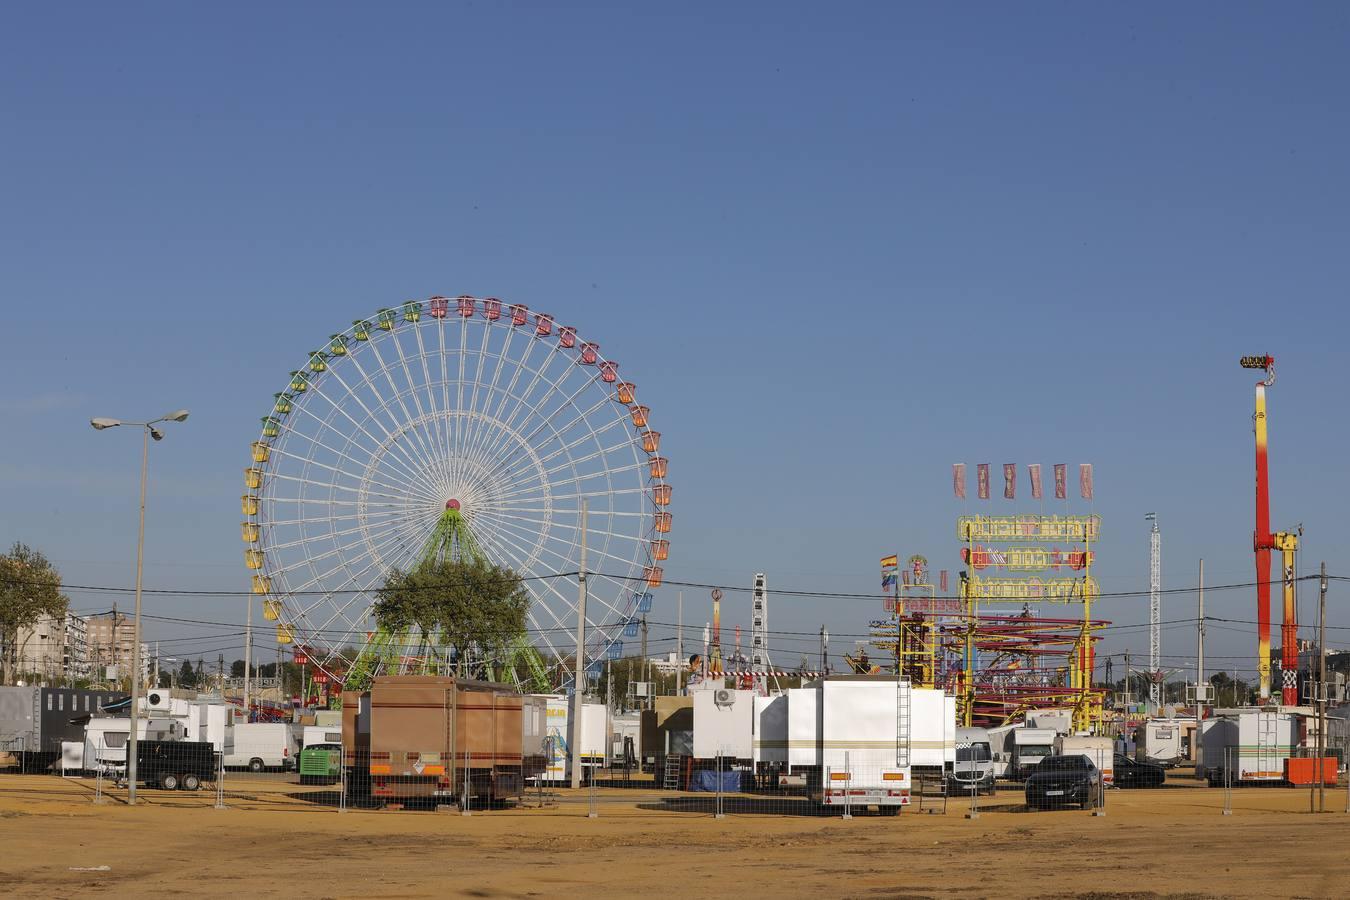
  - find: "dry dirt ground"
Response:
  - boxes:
[2,773,1347,898]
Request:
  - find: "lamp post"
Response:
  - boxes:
[91,409,188,804]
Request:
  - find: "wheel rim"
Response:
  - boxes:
[242,298,671,688]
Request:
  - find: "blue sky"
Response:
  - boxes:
[2,3,1347,678]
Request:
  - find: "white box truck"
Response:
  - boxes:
[1010,727,1057,780]
[225,722,297,771]
[910,688,956,784]
[813,677,913,813]
[693,688,755,760]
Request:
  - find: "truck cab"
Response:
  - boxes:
[1011,728,1057,780]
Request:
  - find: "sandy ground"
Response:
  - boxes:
[2,773,1348,899]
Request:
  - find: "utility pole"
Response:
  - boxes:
[1317,561,1327,812]
[676,591,683,695]
[1197,560,1205,767]
[153,641,160,690]
[569,499,588,790]
[244,588,253,718]
[820,626,829,673]
[1146,513,1161,710]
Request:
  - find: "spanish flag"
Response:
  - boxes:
[880,554,898,569]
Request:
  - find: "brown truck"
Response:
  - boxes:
[342,675,546,808]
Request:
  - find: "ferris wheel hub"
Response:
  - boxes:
[445,498,461,510]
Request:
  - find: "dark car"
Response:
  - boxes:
[1113,754,1165,789]
[1024,754,1102,810]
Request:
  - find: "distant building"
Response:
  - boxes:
[14,612,90,683]
[87,612,146,682]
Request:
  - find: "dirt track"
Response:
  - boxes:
[2,774,1347,898]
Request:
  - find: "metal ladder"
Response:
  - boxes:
[663,754,683,790]
[896,678,911,768]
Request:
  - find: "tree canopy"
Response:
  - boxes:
[0,542,70,685]
[372,556,529,676]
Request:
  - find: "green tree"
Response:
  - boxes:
[372,557,529,677]
[0,543,70,685]
[178,659,197,689]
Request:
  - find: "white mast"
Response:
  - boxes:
[1147,513,1161,709]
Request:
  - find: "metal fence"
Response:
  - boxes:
[5,741,1349,819]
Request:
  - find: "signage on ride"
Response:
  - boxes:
[965,575,1098,603]
[961,545,1094,571]
[956,515,1100,543]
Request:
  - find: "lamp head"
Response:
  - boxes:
[90,417,122,430]
[162,409,190,423]
[149,427,165,442]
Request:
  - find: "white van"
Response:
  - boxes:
[225,723,297,771]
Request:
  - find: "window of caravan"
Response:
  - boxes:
[104,732,129,749]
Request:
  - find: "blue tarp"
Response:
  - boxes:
[689,769,746,792]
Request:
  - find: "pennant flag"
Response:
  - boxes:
[1028,464,1043,499]
[952,463,967,499]
[1080,463,1094,500]
[1054,463,1067,500]
[1003,463,1016,499]
[881,554,898,569]
[882,572,897,593]
[977,464,991,499]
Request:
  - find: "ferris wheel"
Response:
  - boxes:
[241,297,671,689]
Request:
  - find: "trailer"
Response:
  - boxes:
[1055,734,1114,786]
[1135,717,1193,768]
[781,677,914,812]
[752,693,788,776]
[532,695,605,782]
[344,676,542,807]
[0,687,127,772]
[1201,709,1299,786]
[133,739,217,791]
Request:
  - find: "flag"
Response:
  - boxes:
[1003,463,1016,499]
[902,570,911,587]
[1054,463,1067,500]
[940,570,949,592]
[952,463,966,499]
[881,554,898,569]
[882,572,897,593]
[1080,463,1094,500]
[977,464,990,499]
[1028,464,1042,499]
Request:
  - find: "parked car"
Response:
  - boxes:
[298,743,342,785]
[1024,754,1102,810]
[1113,754,1165,789]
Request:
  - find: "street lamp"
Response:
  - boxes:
[91,409,189,804]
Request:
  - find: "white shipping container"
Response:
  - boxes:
[753,694,788,766]
[1201,710,1297,783]
[693,688,755,759]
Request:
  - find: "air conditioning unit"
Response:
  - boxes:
[144,689,174,712]
[714,689,735,707]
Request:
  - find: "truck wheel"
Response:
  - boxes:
[182,773,201,791]
[248,758,264,773]
[161,772,179,791]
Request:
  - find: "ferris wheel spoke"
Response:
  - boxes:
[264,507,427,557]
[471,525,599,637]
[390,324,456,493]
[315,360,440,488]
[486,406,631,490]
[457,317,494,489]
[491,451,646,504]
[469,346,585,478]
[282,381,429,491]
[470,334,567,471]
[266,442,435,506]
[276,510,436,611]
[266,471,433,508]
[347,342,445,490]
[410,318,455,493]
[479,511,641,593]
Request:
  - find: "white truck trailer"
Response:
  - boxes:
[909,688,956,784]
[533,695,607,781]
[781,676,915,812]
[752,693,788,771]
[1055,734,1114,786]
[1200,709,1298,786]
[1135,717,1190,767]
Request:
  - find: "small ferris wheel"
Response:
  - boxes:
[241,297,671,689]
